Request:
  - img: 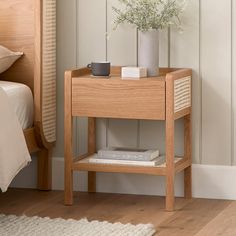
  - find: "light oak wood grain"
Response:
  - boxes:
[65,67,192,211]
[24,128,41,154]
[165,72,175,211]
[0,189,233,236]
[194,201,236,236]
[0,0,55,191]
[64,71,73,205]
[34,0,54,191]
[174,107,191,120]
[73,158,167,176]
[184,114,192,199]
[72,77,166,120]
[88,118,96,193]
[37,148,52,191]
[157,198,230,236]
[0,0,34,90]
[233,1,236,166]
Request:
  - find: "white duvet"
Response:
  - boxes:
[0,87,31,192]
[0,81,34,129]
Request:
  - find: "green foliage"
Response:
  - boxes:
[113,0,185,32]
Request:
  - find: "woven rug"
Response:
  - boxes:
[0,214,155,236]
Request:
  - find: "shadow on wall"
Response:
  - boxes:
[201,78,232,166]
[106,119,184,157]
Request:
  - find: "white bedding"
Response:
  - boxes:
[0,87,31,192]
[0,81,34,129]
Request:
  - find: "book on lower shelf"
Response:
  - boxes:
[97,147,159,161]
[89,154,166,167]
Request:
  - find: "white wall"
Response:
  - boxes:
[61,0,235,166]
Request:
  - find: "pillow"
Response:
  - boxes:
[0,45,23,74]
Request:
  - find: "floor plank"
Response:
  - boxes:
[195,201,236,236]
[0,189,233,235]
[157,199,231,235]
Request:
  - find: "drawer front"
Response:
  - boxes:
[72,78,165,120]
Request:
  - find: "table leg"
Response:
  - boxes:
[64,166,73,205]
[165,116,175,211]
[165,77,175,211]
[184,114,192,198]
[184,166,192,199]
[64,72,73,205]
[88,172,96,193]
[88,118,96,193]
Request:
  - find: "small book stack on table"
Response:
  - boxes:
[89,147,165,166]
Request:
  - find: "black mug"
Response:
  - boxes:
[87,62,110,76]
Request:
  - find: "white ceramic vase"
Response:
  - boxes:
[138,30,159,77]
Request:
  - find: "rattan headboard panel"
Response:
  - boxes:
[42,0,56,143]
[0,0,56,145]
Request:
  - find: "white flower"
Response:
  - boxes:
[113,0,186,32]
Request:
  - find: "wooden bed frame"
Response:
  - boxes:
[0,0,56,190]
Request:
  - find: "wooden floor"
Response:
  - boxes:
[0,189,235,235]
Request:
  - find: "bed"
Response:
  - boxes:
[0,0,56,190]
[0,81,34,129]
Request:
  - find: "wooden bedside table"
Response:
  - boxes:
[64,66,192,211]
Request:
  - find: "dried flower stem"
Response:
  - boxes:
[113,0,185,32]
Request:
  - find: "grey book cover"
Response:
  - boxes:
[97,147,159,161]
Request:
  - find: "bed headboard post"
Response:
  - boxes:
[35,0,56,147]
[34,0,42,130]
[0,0,56,147]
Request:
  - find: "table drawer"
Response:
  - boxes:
[72,78,165,120]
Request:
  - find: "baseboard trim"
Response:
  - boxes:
[52,157,236,200]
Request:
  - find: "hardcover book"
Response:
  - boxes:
[89,154,165,166]
[97,147,159,161]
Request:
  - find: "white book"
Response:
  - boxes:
[89,154,165,167]
[97,147,159,161]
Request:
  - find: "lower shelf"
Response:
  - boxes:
[72,154,191,176]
